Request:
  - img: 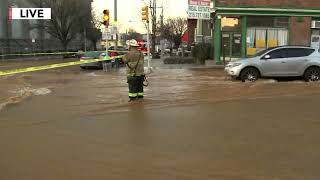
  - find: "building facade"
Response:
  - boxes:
[212,0,320,64]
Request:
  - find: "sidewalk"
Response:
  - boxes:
[147,56,225,70]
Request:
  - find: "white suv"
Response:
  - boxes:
[225,46,320,82]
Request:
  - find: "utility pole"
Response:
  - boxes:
[160,6,164,56]
[150,0,157,56]
[160,6,164,28]
[84,27,87,52]
[114,0,118,47]
[40,0,44,52]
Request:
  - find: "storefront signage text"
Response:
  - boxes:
[188,5,210,20]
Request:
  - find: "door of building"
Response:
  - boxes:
[221,32,241,61]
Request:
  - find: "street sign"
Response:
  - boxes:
[102,32,112,40]
[102,27,113,40]
[188,5,210,20]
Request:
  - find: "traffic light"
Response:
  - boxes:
[103,9,110,27]
[141,6,149,22]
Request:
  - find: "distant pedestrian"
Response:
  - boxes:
[123,39,145,102]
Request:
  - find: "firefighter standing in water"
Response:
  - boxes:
[123,39,145,102]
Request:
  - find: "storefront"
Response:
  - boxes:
[212,4,320,64]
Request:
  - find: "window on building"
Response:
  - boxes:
[274,17,289,27]
[248,17,274,27]
[196,20,211,36]
[247,28,288,48]
[195,20,212,43]
[202,20,212,36]
[248,16,289,28]
[221,17,240,31]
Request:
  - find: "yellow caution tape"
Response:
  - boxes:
[0,50,128,57]
[0,55,124,77]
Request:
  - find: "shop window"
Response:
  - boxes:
[248,16,274,27]
[247,27,288,55]
[221,17,240,31]
[248,16,289,28]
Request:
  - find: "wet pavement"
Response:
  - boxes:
[1,59,320,179]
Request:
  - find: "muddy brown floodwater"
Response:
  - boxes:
[1,61,320,179]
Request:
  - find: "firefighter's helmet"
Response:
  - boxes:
[127,39,139,47]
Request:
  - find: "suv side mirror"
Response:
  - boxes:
[263,55,271,60]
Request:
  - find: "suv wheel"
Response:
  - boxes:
[304,67,320,82]
[240,67,260,82]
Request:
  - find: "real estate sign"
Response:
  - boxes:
[187,5,210,20]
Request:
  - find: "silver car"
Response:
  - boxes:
[225,46,320,82]
[80,51,105,69]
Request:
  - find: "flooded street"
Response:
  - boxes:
[1,60,320,179]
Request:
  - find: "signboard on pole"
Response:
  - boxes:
[102,28,113,40]
[102,32,112,40]
[187,5,210,20]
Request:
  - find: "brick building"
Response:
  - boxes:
[212,0,320,64]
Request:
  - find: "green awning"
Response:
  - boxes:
[215,7,320,17]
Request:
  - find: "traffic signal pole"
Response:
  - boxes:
[104,28,109,72]
[102,9,110,71]
[142,5,151,71]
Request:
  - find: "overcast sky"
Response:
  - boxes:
[92,0,188,33]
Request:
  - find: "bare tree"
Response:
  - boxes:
[123,29,142,42]
[85,12,102,51]
[158,17,187,48]
[28,0,85,51]
[166,17,187,48]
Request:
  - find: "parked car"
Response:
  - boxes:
[225,46,320,82]
[108,46,127,53]
[108,46,128,64]
[80,51,105,69]
[63,50,84,59]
